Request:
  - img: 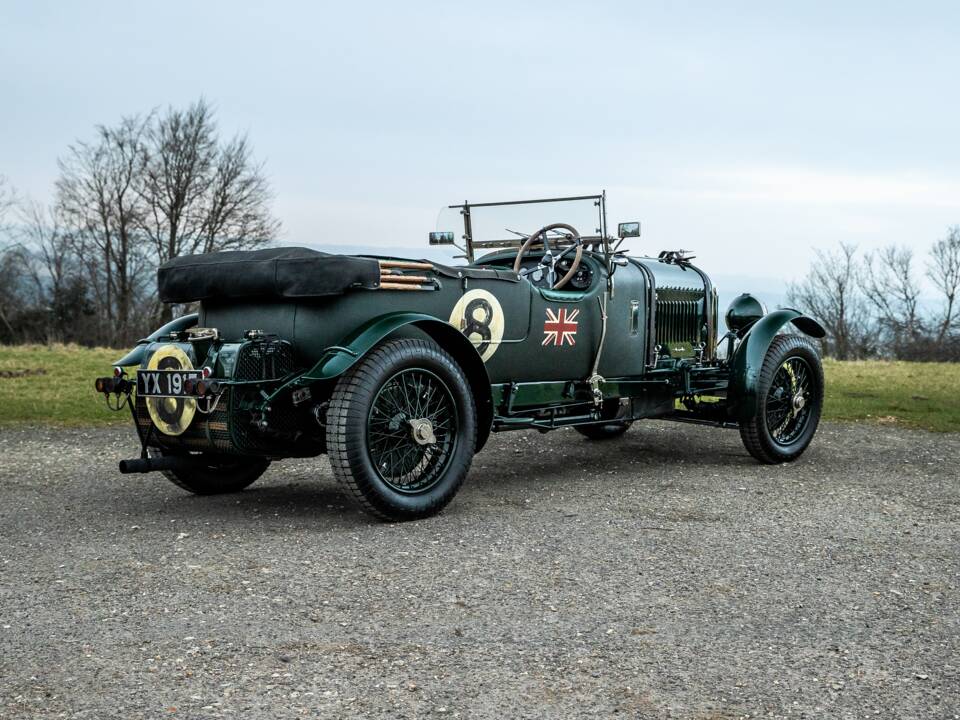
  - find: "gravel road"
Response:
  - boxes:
[1,421,958,719]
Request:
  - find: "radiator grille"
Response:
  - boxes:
[655,286,705,357]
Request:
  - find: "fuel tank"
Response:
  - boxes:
[132,335,300,455]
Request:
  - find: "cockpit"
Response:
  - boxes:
[430,193,640,293]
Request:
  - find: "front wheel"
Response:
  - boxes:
[739,334,824,464]
[326,338,477,521]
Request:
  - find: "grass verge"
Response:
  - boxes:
[823,359,960,433]
[0,344,129,427]
[1,345,958,432]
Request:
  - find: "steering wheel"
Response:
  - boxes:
[512,223,584,290]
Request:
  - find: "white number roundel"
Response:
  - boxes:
[448,289,504,362]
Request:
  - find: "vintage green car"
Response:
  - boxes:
[95,193,826,521]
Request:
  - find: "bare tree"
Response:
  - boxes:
[19,200,69,300]
[0,175,15,227]
[3,101,279,346]
[198,135,279,254]
[860,245,923,357]
[14,200,95,343]
[0,245,25,341]
[56,116,153,346]
[0,176,23,339]
[787,242,876,359]
[137,99,280,321]
[928,226,960,348]
[138,100,214,266]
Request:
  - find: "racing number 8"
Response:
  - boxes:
[449,288,503,363]
[463,298,493,356]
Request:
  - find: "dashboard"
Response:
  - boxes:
[556,256,594,290]
[477,253,597,292]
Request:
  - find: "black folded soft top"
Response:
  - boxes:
[157,247,382,303]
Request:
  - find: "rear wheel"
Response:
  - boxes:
[326,338,477,521]
[149,448,270,495]
[739,334,823,464]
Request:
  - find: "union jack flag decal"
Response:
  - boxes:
[542,307,579,347]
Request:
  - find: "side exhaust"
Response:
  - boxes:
[118,456,204,474]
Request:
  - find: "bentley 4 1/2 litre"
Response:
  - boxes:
[95,193,825,520]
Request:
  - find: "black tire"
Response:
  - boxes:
[149,447,270,495]
[326,338,477,521]
[574,421,633,440]
[739,334,824,464]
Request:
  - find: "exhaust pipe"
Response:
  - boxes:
[118,455,204,474]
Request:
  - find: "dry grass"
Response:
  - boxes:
[823,358,960,433]
[0,344,129,426]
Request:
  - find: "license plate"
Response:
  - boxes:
[137,369,201,397]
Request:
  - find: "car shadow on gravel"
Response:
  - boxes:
[101,476,370,525]
[97,425,776,526]
[478,426,760,476]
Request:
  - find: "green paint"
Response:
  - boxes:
[727,308,826,421]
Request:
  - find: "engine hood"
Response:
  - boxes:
[636,258,708,295]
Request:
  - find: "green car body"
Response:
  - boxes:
[97,193,826,520]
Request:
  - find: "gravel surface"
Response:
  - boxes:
[1,421,958,719]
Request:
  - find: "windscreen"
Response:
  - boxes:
[435,196,604,259]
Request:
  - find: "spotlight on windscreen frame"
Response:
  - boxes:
[618,222,641,239]
[428,231,456,245]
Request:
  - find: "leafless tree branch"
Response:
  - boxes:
[860,245,923,355]
[786,242,877,359]
[928,226,960,345]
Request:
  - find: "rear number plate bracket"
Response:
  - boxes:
[137,370,200,397]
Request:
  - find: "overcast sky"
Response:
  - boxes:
[3,1,959,287]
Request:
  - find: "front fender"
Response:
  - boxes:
[302,312,494,451]
[113,313,199,367]
[727,308,825,422]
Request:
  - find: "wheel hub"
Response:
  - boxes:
[408,418,436,446]
[792,392,806,413]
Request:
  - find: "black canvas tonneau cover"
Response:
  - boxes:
[158,247,382,303]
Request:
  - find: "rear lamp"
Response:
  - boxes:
[112,367,123,377]
[196,380,220,396]
[201,366,213,379]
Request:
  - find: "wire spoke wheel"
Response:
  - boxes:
[326,338,477,521]
[765,356,813,446]
[740,334,824,464]
[367,369,459,493]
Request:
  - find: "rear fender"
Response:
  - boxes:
[727,308,825,422]
[113,313,199,367]
[303,312,494,451]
